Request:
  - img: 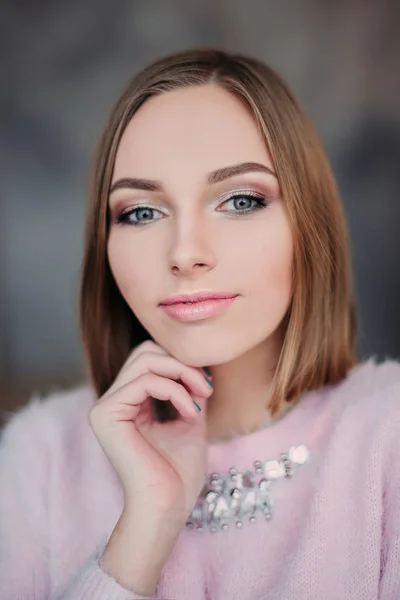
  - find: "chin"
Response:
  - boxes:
[158,338,252,368]
[147,317,282,368]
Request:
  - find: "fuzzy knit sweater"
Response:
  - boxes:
[0,357,400,600]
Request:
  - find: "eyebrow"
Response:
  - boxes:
[109,161,276,194]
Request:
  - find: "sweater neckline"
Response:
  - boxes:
[206,385,321,454]
[206,359,373,456]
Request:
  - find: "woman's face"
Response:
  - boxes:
[107,84,293,367]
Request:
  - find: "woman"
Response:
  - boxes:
[0,48,399,600]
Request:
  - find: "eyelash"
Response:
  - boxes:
[114,192,271,227]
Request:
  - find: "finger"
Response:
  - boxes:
[123,341,209,381]
[102,373,200,422]
[113,353,213,399]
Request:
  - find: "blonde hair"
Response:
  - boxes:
[79,48,357,419]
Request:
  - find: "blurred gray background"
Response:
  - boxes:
[1,0,399,419]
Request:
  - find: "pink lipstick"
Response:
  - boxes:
[159,291,238,322]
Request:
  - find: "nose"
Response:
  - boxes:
[168,214,216,277]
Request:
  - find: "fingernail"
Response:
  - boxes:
[193,400,202,412]
[204,377,213,388]
[203,367,212,378]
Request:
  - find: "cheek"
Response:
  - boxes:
[244,220,293,307]
[107,235,153,306]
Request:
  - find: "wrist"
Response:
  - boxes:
[101,509,183,595]
[123,498,187,527]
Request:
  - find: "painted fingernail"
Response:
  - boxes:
[203,367,212,378]
[193,400,202,412]
[204,377,213,388]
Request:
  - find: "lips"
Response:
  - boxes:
[160,295,238,322]
[160,291,238,306]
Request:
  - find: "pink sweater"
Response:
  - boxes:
[0,357,400,599]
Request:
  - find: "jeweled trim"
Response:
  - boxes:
[186,444,310,533]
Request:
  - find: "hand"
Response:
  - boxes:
[88,340,213,524]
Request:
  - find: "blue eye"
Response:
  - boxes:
[220,193,269,213]
[114,192,270,227]
[116,206,164,226]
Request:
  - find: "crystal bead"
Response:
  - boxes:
[288,444,310,465]
[213,495,232,522]
[258,479,274,513]
[264,460,286,479]
[210,477,225,494]
[231,488,242,499]
[205,490,218,503]
[259,479,271,492]
[191,505,204,524]
[233,489,255,521]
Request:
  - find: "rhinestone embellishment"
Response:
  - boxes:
[186,444,310,533]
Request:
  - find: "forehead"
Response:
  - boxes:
[113,84,273,181]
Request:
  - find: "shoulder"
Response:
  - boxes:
[326,356,400,440]
[335,356,400,397]
[0,383,97,457]
[332,356,400,408]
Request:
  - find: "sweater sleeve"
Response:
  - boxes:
[56,541,159,600]
[0,398,159,600]
[378,389,400,600]
[0,399,51,598]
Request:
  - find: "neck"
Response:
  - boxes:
[205,330,287,443]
